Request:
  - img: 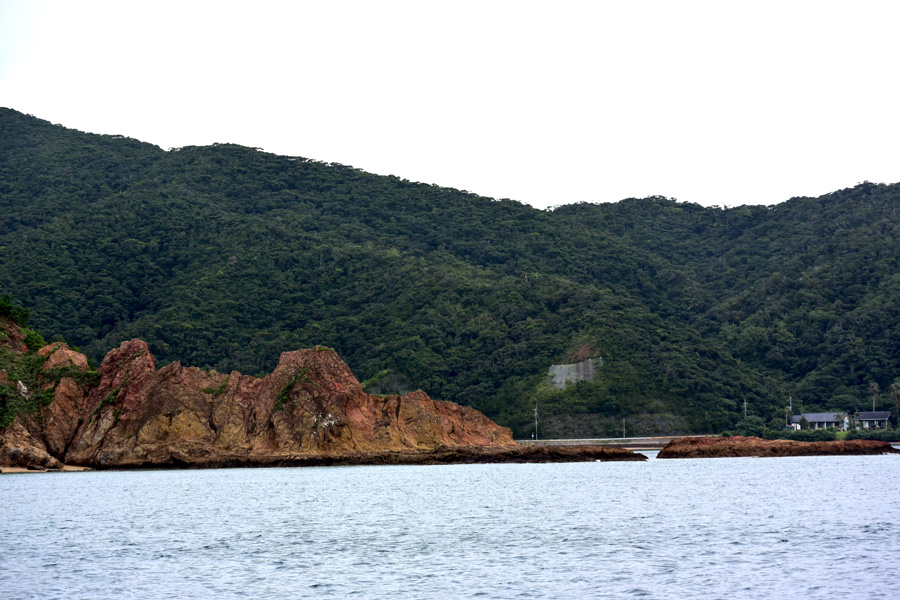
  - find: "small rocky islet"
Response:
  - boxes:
[657,435,900,458]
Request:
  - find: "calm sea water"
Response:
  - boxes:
[2,453,899,599]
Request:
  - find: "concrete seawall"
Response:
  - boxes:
[516,436,708,451]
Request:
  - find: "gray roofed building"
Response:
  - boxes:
[856,411,891,429]
[789,412,849,431]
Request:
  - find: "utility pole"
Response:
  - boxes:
[533,403,539,441]
[743,397,748,418]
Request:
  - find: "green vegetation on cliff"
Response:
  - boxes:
[1,297,101,427]
[2,108,898,435]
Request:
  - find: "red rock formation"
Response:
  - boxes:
[2,320,649,469]
[38,343,94,458]
[3,337,520,469]
[203,444,647,467]
[1,316,27,353]
[0,421,63,470]
[658,436,900,458]
[38,342,89,370]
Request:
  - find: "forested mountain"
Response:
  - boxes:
[2,108,898,436]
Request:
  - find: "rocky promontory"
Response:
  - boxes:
[658,436,900,459]
[1,319,644,470]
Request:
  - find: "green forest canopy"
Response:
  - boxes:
[2,108,899,436]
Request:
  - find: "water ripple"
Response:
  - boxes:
[2,456,900,598]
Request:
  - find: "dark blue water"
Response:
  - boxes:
[2,453,899,599]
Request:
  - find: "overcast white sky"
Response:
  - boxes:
[2,0,899,209]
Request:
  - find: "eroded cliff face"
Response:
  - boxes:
[1,335,514,469]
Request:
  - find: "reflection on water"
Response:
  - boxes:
[2,455,899,599]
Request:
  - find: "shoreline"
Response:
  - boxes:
[0,464,91,474]
[1,444,646,473]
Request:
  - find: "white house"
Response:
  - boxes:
[855,411,891,429]
[789,412,849,431]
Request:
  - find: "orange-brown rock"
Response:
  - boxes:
[65,342,517,467]
[37,343,93,458]
[1,316,27,353]
[155,444,647,468]
[3,338,525,469]
[0,420,63,470]
[658,436,900,458]
[2,326,648,469]
[38,342,90,370]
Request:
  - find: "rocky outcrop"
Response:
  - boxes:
[17,340,516,469]
[0,420,63,470]
[1,316,27,353]
[1,335,640,469]
[658,436,900,458]
[158,444,647,468]
[38,342,90,370]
